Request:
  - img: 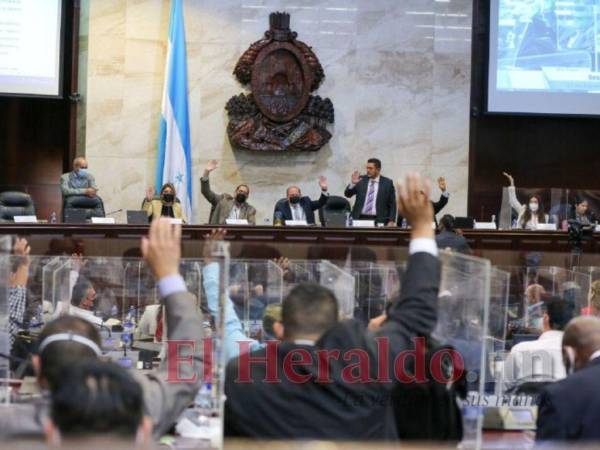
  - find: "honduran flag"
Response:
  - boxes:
[156,0,192,222]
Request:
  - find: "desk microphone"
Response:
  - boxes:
[105,209,123,216]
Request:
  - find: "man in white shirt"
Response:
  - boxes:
[505,296,573,384]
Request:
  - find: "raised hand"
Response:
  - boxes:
[13,238,31,266]
[502,172,514,186]
[202,228,227,261]
[396,173,434,239]
[438,176,447,192]
[351,170,361,185]
[318,175,328,191]
[205,160,219,173]
[146,187,155,201]
[141,218,182,280]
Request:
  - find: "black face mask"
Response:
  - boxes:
[236,193,247,204]
[162,193,175,203]
[289,196,301,205]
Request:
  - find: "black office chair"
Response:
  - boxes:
[319,195,351,227]
[0,191,36,222]
[62,195,106,222]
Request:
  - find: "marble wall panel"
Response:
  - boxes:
[84,0,472,223]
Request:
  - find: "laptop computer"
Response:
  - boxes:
[127,210,149,225]
[63,209,88,224]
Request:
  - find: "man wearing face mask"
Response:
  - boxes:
[536,316,600,442]
[201,159,256,225]
[505,296,572,385]
[67,278,103,326]
[60,157,98,199]
[273,177,329,225]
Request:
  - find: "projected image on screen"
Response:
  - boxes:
[488,0,600,115]
[0,0,63,97]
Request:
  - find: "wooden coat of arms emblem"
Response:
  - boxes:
[225,12,334,152]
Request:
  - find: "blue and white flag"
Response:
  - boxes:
[156,0,192,222]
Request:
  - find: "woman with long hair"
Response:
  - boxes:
[142,183,186,223]
[503,172,547,229]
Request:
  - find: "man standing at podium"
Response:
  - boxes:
[345,158,396,227]
[60,157,98,200]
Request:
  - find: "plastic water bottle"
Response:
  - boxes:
[34,304,43,327]
[194,382,213,425]
[110,304,118,320]
[511,218,518,229]
[49,211,57,224]
[122,306,136,349]
[460,404,481,447]
[401,218,408,229]
[274,211,284,227]
[345,211,351,227]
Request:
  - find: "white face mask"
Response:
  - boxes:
[529,202,539,212]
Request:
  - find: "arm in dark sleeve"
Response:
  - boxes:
[135,290,204,438]
[536,389,567,441]
[376,252,440,367]
[387,181,397,223]
[200,176,221,206]
[432,194,449,215]
[310,192,329,211]
[344,183,357,198]
[247,206,256,225]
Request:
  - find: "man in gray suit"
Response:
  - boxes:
[201,159,257,225]
[0,218,205,440]
[60,157,99,199]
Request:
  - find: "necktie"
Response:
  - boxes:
[365,180,376,215]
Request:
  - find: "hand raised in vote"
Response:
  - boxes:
[13,238,31,267]
[438,177,447,192]
[351,170,361,185]
[396,173,434,239]
[502,172,514,186]
[318,175,328,191]
[141,218,181,280]
[205,159,219,173]
[146,187,155,201]
[202,228,227,262]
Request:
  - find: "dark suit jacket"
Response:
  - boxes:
[344,175,396,224]
[224,251,440,440]
[398,193,449,227]
[273,193,328,225]
[536,358,600,442]
[435,230,471,254]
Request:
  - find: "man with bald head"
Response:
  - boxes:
[273,177,329,225]
[60,157,98,199]
[536,316,600,442]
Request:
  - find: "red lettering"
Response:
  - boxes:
[430,347,465,384]
[315,349,341,383]
[282,348,313,384]
[341,349,373,383]
[375,337,392,383]
[236,340,280,383]
[394,337,427,383]
[166,340,197,383]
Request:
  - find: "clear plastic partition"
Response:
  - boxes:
[499,187,570,230]
[0,236,11,404]
[433,250,491,448]
[527,266,590,318]
[487,268,511,397]
[319,260,355,320]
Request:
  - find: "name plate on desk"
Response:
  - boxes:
[285,220,308,226]
[596,225,600,233]
[91,217,116,224]
[474,222,497,230]
[226,219,249,226]
[352,220,375,228]
[536,223,557,231]
[168,218,183,225]
[13,216,38,223]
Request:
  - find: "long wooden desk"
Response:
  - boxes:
[1,224,600,265]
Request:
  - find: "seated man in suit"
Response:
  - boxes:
[398,176,449,227]
[201,159,256,225]
[344,158,396,226]
[273,177,329,225]
[536,316,600,442]
[436,214,471,254]
[60,157,100,203]
[225,173,441,440]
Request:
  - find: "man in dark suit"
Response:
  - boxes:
[536,316,600,442]
[344,158,397,226]
[273,176,329,225]
[435,214,471,254]
[398,176,449,227]
[225,173,441,440]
